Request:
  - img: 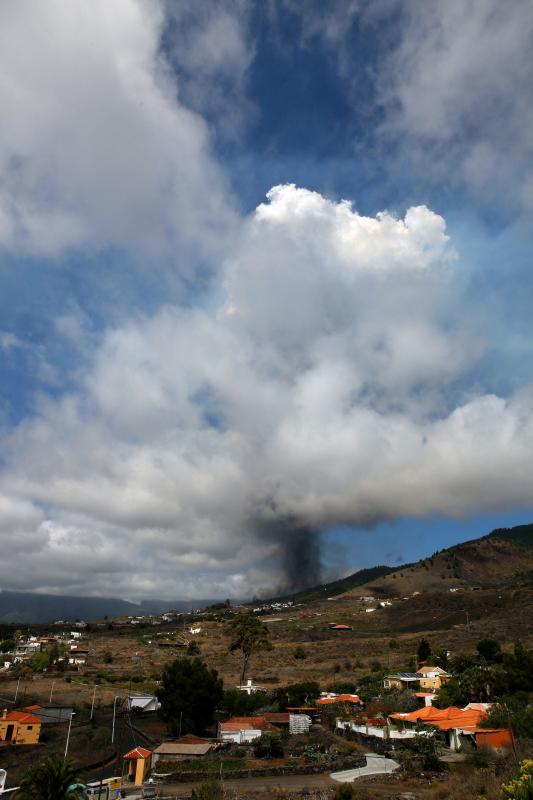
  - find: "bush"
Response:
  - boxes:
[253,736,284,759]
[333,784,359,800]
[191,779,224,800]
[294,646,307,660]
[102,650,113,664]
[220,688,269,717]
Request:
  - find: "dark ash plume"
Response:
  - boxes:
[253,516,322,593]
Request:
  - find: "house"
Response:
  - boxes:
[0,709,41,744]
[127,695,161,713]
[152,736,214,763]
[389,704,511,752]
[236,679,267,695]
[383,672,421,690]
[219,716,278,743]
[417,666,450,690]
[68,648,88,666]
[123,747,153,785]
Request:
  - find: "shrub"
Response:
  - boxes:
[294,646,307,660]
[191,779,224,800]
[333,783,359,800]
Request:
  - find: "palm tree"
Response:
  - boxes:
[15,755,86,800]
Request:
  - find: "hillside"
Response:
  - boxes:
[347,523,533,599]
[263,565,393,605]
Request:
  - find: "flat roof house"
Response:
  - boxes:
[383,672,421,690]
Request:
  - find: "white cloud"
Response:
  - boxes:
[0,0,236,263]
[2,185,533,599]
[378,0,533,210]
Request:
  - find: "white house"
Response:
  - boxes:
[127,695,161,713]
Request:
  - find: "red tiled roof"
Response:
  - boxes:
[124,746,152,760]
[23,704,43,711]
[3,710,41,724]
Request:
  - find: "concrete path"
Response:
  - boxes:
[330,753,400,782]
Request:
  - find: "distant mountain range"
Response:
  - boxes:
[3,523,532,623]
[0,591,221,624]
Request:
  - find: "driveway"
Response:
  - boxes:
[330,753,400,782]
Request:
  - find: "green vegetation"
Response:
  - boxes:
[228,612,271,685]
[273,680,320,709]
[253,735,284,758]
[15,755,84,800]
[157,657,223,735]
[220,688,268,717]
[191,779,224,800]
[293,645,307,659]
[102,650,113,663]
[417,637,431,662]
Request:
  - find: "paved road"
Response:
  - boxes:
[124,755,400,797]
[125,773,336,798]
[331,753,400,782]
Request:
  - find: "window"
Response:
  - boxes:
[27,726,33,729]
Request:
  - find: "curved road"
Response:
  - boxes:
[124,754,401,798]
[331,753,400,782]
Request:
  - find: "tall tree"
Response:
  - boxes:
[228,612,270,685]
[15,756,85,800]
[157,657,223,735]
[417,638,431,664]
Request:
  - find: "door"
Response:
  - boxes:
[5,724,15,741]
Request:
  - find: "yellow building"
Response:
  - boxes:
[123,747,152,786]
[417,666,450,690]
[0,709,41,744]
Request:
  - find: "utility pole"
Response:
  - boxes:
[49,681,55,703]
[13,677,21,705]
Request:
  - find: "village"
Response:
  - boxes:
[0,584,532,800]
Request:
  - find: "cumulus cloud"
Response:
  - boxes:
[378,0,533,211]
[2,184,533,599]
[0,0,236,262]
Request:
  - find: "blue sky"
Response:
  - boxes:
[0,1,533,599]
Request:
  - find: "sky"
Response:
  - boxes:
[1,0,533,602]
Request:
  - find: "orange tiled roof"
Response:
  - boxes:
[3,710,41,724]
[124,746,152,760]
[317,694,361,705]
[390,705,487,731]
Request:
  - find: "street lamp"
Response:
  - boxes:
[64,711,74,759]
[90,684,99,721]
[111,696,121,744]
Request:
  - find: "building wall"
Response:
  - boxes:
[0,720,41,744]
